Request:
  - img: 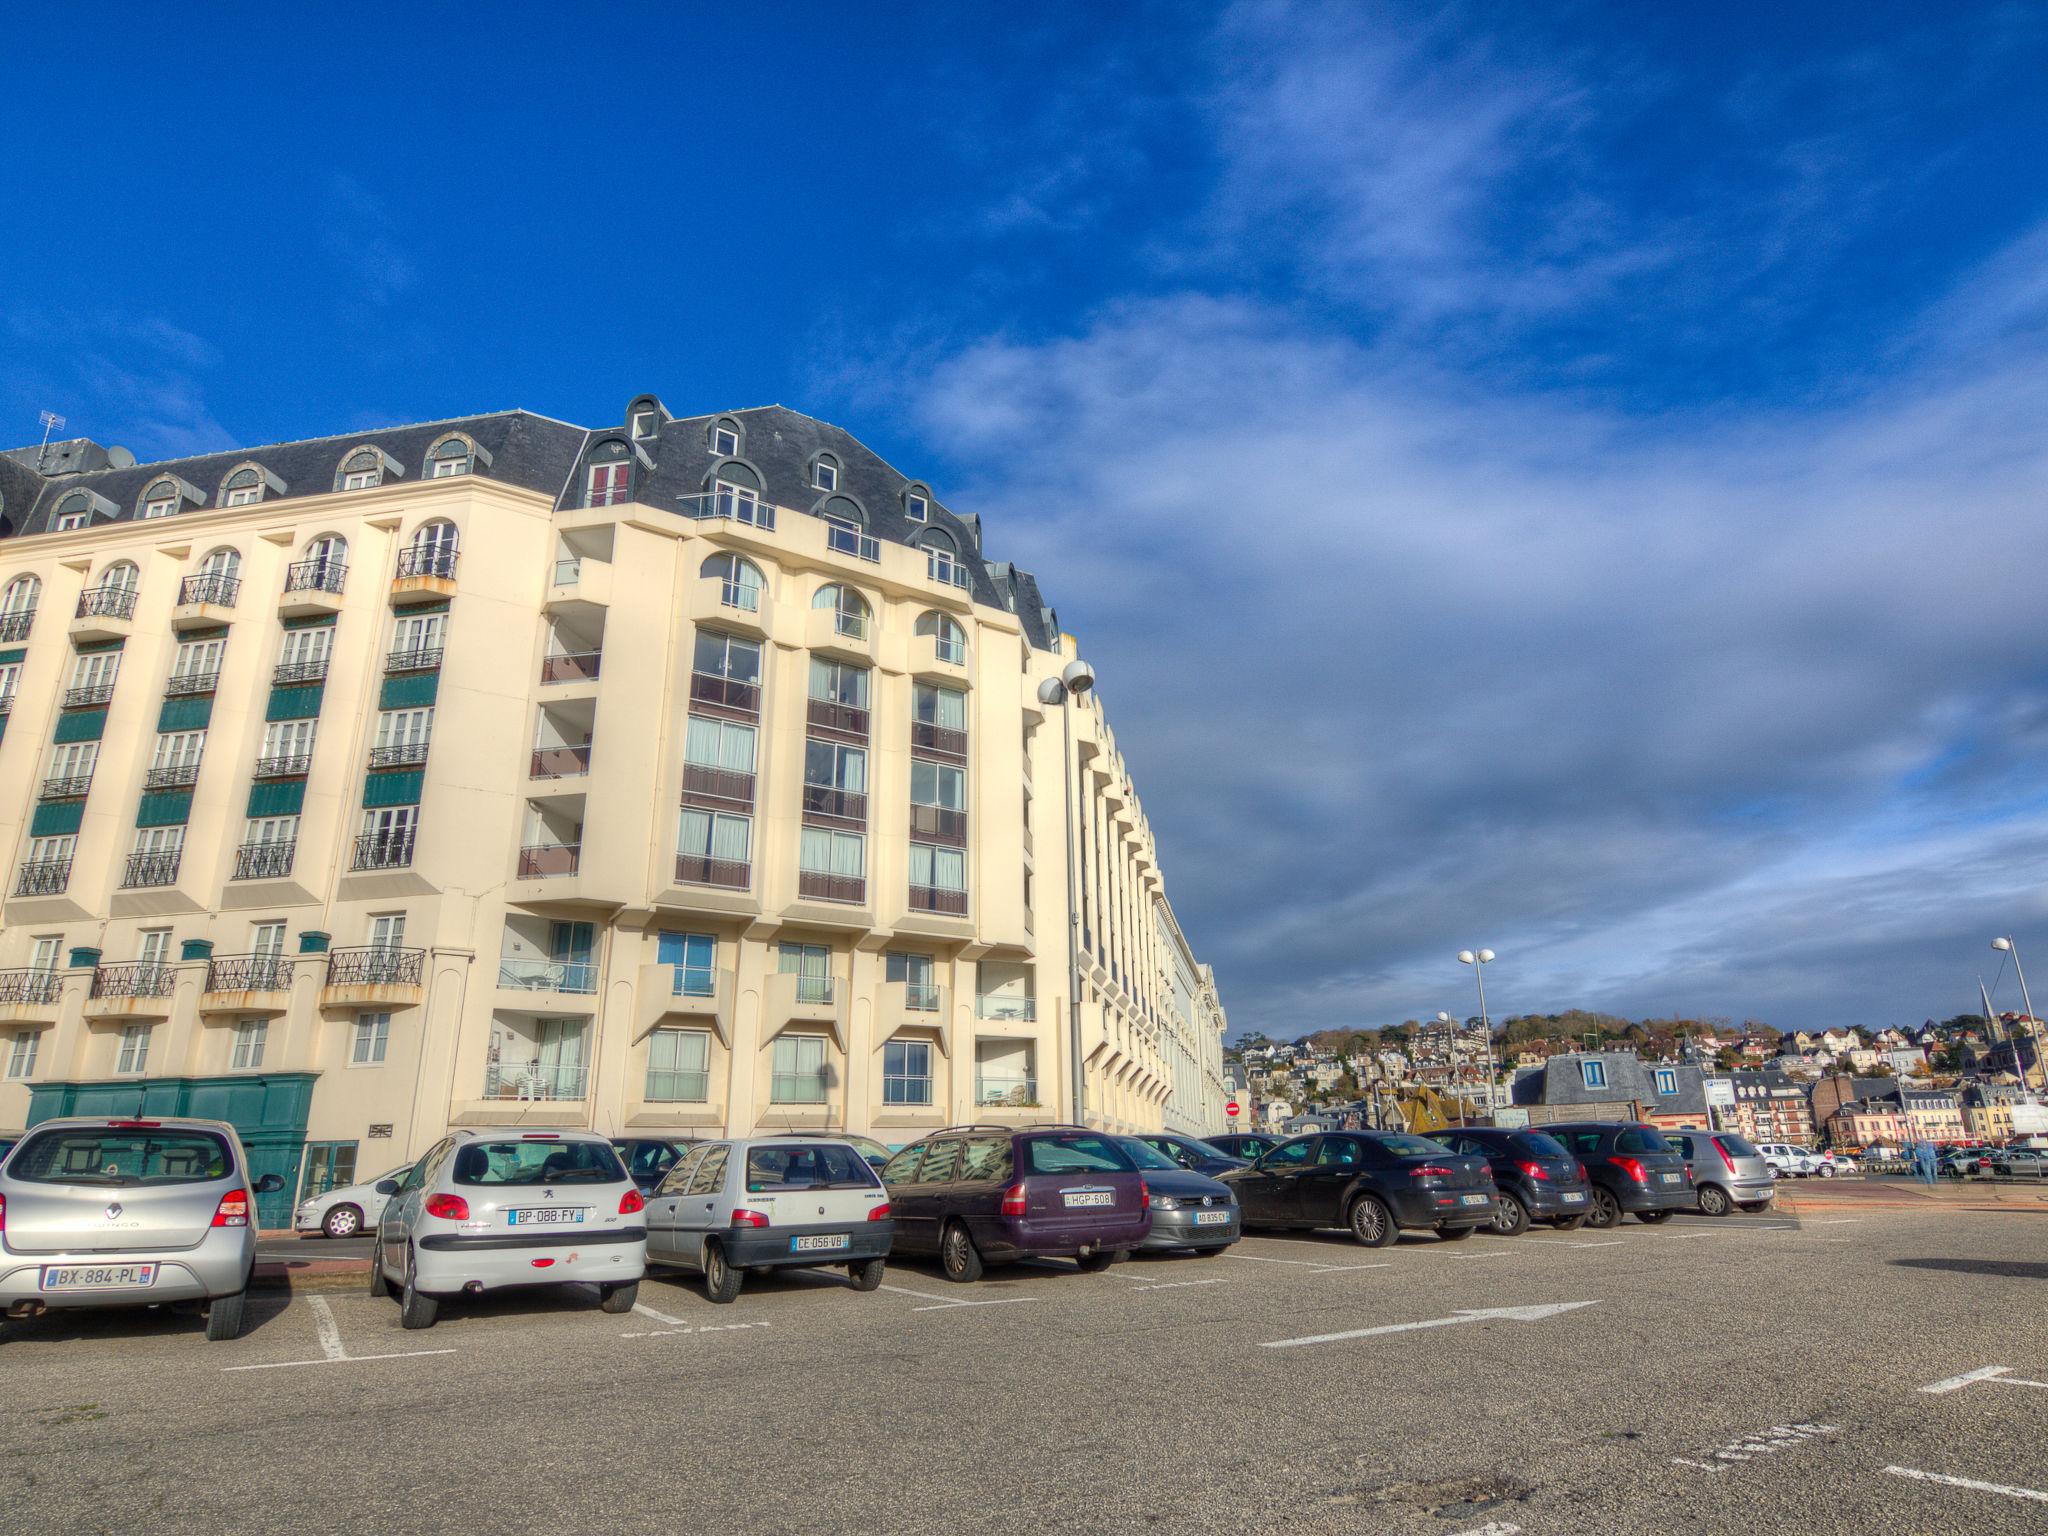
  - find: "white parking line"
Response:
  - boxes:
[311,1296,346,1362]
[1920,1366,2048,1394]
[1132,1278,1231,1292]
[1305,1262,1394,1273]
[876,1281,1042,1313]
[1221,1253,1340,1269]
[1568,1241,1625,1249]
[1883,1466,2048,1504]
[621,1321,772,1339]
[1262,1301,1599,1350]
[878,1282,961,1303]
[632,1301,690,1327]
[1442,1250,1516,1260]
[222,1296,455,1373]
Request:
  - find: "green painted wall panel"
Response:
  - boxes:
[136,789,194,827]
[30,800,83,837]
[362,768,423,808]
[53,708,107,743]
[246,778,306,818]
[266,684,324,722]
[392,596,450,614]
[378,671,439,710]
[282,613,338,630]
[0,646,24,664]
[157,694,213,733]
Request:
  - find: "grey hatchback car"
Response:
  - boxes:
[0,1116,284,1341]
[1664,1128,1776,1216]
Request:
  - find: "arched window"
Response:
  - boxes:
[710,461,768,527]
[811,453,840,493]
[709,417,742,457]
[819,496,875,561]
[200,548,242,580]
[703,553,765,613]
[221,466,265,507]
[140,479,182,519]
[904,484,931,523]
[0,575,37,641]
[186,548,241,608]
[53,491,93,531]
[426,435,474,479]
[812,583,871,641]
[406,519,459,578]
[101,560,141,594]
[585,440,632,507]
[338,448,384,490]
[290,533,348,596]
[916,611,966,665]
[921,529,969,588]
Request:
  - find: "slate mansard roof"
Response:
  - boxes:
[1511,1051,1711,1116]
[0,397,1060,650]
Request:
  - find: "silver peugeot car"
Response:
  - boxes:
[0,1116,283,1341]
[371,1128,647,1329]
[1665,1127,1777,1215]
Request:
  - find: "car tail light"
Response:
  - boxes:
[212,1189,252,1227]
[1139,1180,1150,1212]
[1713,1139,1737,1172]
[1409,1164,1455,1179]
[0,1191,6,1234]
[730,1208,769,1228]
[1609,1156,1647,1183]
[619,1188,645,1215]
[867,1202,892,1221]
[1001,1182,1028,1217]
[530,1257,555,1268]
[424,1193,469,1221]
[1577,1162,1589,1181]
[521,1132,561,1140]
[109,1120,161,1129]
[1517,1160,1549,1181]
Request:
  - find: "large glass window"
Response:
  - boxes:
[808,657,869,709]
[684,716,756,772]
[657,932,716,996]
[770,1033,829,1103]
[799,826,865,884]
[694,630,761,683]
[230,1019,268,1071]
[883,1040,933,1104]
[911,759,966,810]
[646,1028,710,1102]
[703,553,764,611]
[352,1012,391,1065]
[10,1125,231,1185]
[677,808,751,864]
[777,942,832,1001]
[450,1139,626,1186]
[909,842,966,892]
[913,682,967,730]
[804,739,867,793]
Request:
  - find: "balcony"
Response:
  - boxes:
[801,784,868,826]
[143,763,201,790]
[912,721,968,759]
[483,1061,587,1102]
[682,762,753,806]
[928,552,974,590]
[881,980,947,1039]
[675,853,750,891]
[911,631,972,681]
[75,586,137,621]
[272,657,329,686]
[0,968,63,1024]
[164,668,219,697]
[635,962,734,1040]
[798,870,866,906]
[233,841,296,881]
[690,670,758,717]
[910,804,968,845]
[281,559,347,618]
[975,994,1038,1022]
[517,843,581,879]
[369,741,431,769]
[805,697,869,740]
[63,681,115,709]
[393,546,458,584]
[385,646,443,674]
[975,1074,1041,1109]
[496,955,598,995]
[40,774,93,800]
[14,859,71,896]
[323,945,425,1006]
[201,954,295,1012]
[767,969,844,1029]
[253,753,312,779]
[121,851,182,889]
[352,831,416,871]
[85,962,178,1021]
[805,604,875,663]
[531,744,592,780]
[0,609,34,643]
[539,650,601,685]
[910,884,969,916]
[825,523,881,563]
[678,489,777,532]
[545,556,611,615]
[173,573,239,629]
[685,574,771,640]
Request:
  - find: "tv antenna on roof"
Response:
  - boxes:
[35,410,66,472]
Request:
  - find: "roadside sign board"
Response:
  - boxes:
[1704,1080,1736,1109]
[1491,1107,1529,1129]
[1225,1100,1241,1118]
[2013,1102,2048,1135]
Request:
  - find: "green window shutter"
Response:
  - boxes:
[0,646,24,664]
[282,613,338,631]
[74,638,125,654]
[246,778,307,818]
[379,671,440,710]
[180,624,229,641]
[30,800,84,837]
[267,684,325,722]
[0,714,7,746]
[157,694,214,733]
[362,768,424,808]
[137,789,194,827]
[392,597,451,615]
[54,707,108,744]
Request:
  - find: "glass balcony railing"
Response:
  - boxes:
[517,843,581,879]
[975,995,1038,1022]
[495,956,597,994]
[484,1061,587,1100]
[540,650,601,684]
[678,490,777,530]
[666,965,718,999]
[910,884,968,916]
[976,1074,1040,1107]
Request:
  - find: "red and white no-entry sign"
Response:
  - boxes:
[1225,1101,1241,1118]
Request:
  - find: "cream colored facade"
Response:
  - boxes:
[0,411,1226,1205]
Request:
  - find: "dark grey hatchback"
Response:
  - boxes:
[1543,1122,1693,1227]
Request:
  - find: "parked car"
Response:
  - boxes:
[836,1133,896,1172]
[1543,1123,1694,1227]
[1113,1137,1241,1252]
[0,1116,284,1341]
[1432,1127,1594,1235]
[296,1162,413,1238]
[371,1129,646,1329]
[1989,1146,2048,1174]
[1662,1128,1776,1216]
[644,1136,892,1302]
[881,1125,1151,1281]
[1207,1133,1289,1161]
[612,1137,696,1195]
[0,1136,17,1165]
[1756,1143,1834,1178]
[1938,1148,1990,1177]
[1220,1130,1496,1246]
[1128,1131,1249,1177]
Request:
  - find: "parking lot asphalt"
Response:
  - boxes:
[5,1207,2046,1536]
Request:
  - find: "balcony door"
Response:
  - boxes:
[548,921,594,989]
[537,1018,586,1098]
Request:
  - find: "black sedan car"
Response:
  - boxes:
[1431,1126,1594,1235]
[1129,1131,1249,1176]
[1207,1133,1289,1162]
[1542,1122,1693,1227]
[1220,1130,1496,1246]
[612,1136,696,1194]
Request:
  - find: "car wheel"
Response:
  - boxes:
[398,1245,440,1330]
[1636,1209,1673,1224]
[1436,1224,1475,1242]
[1819,1164,1836,1179]
[1551,1215,1586,1231]
[367,1242,390,1298]
[1491,1192,1528,1237]
[204,1284,248,1342]
[1587,1187,1622,1229]
[598,1281,639,1314]
[1697,1184,1732,1218]
[322,1204,363,1240]
[702,1240,744,1304]
[1076,1251,1117,1273]
[939,1221,984,1284]
[1346,1193,1397,1248]
[849,1258,886,1292]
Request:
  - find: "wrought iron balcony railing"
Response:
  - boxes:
[205,954,295,993]
[325,946,425,988]
[143,763,201,790]
[14,859,71,896]
[283,558,347,595]
[179,573,240,608]
[76,586,137,620]
[272,657,329,685]
[164,669,219,697]
[394,547,458,581]
[121,851,181,889]
[91,962,177,999]
[385,646,443,673]
[369,741,431,768]
[351,831,415,871]
[232,841,296,881]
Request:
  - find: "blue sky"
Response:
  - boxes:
[7,2,2048,1036]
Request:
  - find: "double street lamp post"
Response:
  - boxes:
[1991,936,2047,1095]
[1455,948,1498,1121]
[1037,659,1097,1127]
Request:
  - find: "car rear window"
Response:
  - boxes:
[1510,1132,1571,1160]
[9,1126,234,1187]
[1716,1134,1761,1158]
[1376,1134,1452,1158]
[1119,1138,1183,1171]
[746,1144,879,1192]
[452,1139,624,1186]
[1616,1128,1674,1154]
[1023,1135,1136,1174]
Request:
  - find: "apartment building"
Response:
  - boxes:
[0,398,1226,1222]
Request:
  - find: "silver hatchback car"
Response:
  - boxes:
[0,1116,284,1341]
[371,1128,647,1329]
[1665,1128,1776,1216]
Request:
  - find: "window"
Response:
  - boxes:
[912,759,966,811]
[352,1012,391,1066]
[631,410,656,440]
[657,932,717,996]
[585,443,631,507]
[222,467,264,507]
[100,559,140,594]
[1654,1067,1678,1096]
[369,913,407,950]
[777,942,832,1001]
[809,657,869,710]
[392,609,446,656]
[647,1028,710,1102]
[711,420,740,456]
[303,534,348,583]
[261,717,317,765]
[276,624,332,676]
[770,1033,829,1103]
[231,1019,268,1071]
[799,826,866,892]
[711,474,766,527]
[30,937,60,975]
[0,576,38,633]
[150,730,206,779]
[338,448,383,490]
[913,682,967,732]
[684,1145,729,1197]
[26,834,75,866]
[915,611,966,665]
[198,547,241,584]
[695,630,761,685]
[375,706,435,753]
[811,583,870,638]
[359,806,418,863]
[408,520,458,575]
[47,741,99,785]
[1022,1134,1137,1175]
[804,739,867,796]
[0,661,19,704]
[677,807,751,876]
[703,553,764,611]
[1581,1060,1609,1090]
[6,1029,38,1080]
[450,1138,623,1186]
[427,436,473,478]
[69,649,120,695]
[53,493,91,531]
[922,529,970,587]
[882,1040,933,1104]
[116,1025,152,1075]
[909,841,966,895]
[684,715,757,774]
[140,479,182,518]
[812,455,839,492]
[172,635,225,683]
[906,490,929,522]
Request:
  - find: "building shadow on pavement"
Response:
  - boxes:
[1891,1256,2048,1280]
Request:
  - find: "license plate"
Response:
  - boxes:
[507,1207,587,1226]
[1193,1210,1231,1225]
[43,1263,158,1290]
[791,1233,848,1252]
[1561,1191,1586,1203]
[1063,1190,1114,1208]
[1460,1193,1489,1206]
[1659,1173,1681,1184]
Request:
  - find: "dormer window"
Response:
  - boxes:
[585,441,632,508]
[222,468,264,507]
[141,479,181,519]
[906,490,929,523]
[711,420,740,457]
[339,449,384,490]
[632,410,657,440]
[427,436,474,478]
[813,454,839,492]
[1581,1059,1608,1090]
[53,492,92,531]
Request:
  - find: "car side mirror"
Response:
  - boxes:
[254,1172,285,1194]
[374,1179,401,1196]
